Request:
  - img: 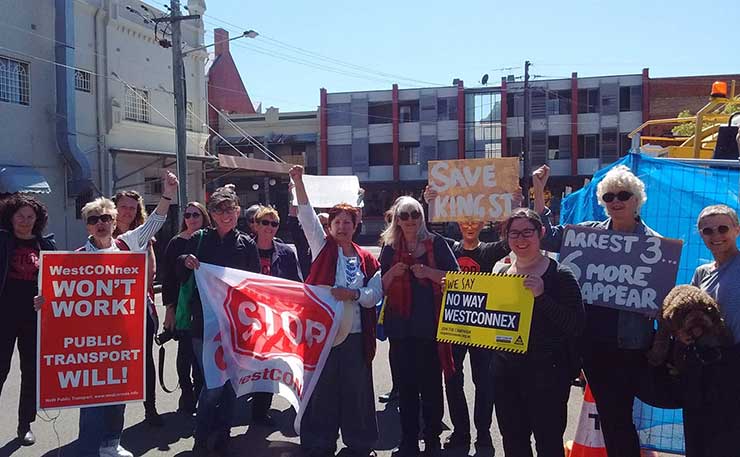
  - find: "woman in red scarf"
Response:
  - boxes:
[290,166,383,457]
[379,196,459,457]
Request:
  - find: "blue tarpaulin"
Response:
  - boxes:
[559,153,740,454]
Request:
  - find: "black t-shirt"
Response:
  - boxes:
[3,237,40,315]
[452,240,508,274]
[259,248,275,276]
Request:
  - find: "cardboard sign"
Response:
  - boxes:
[559,225,683,317]
[428,157,520,222]
[290,175,364,208]
[195,263,342,433]
[437,272,534,353]
[37,252,147,410]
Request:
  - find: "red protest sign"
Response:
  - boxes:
[37,251,147,410]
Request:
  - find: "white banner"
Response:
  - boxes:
[290,174,364,208]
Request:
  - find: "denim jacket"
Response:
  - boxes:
[539,208,656,350]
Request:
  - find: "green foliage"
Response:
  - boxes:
[671,102,740,137]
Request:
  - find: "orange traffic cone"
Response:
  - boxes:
[567,384,608,457]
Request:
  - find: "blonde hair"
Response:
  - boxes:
[596,165,647,213]
[379,196,431,248]
[255,206,280,223]
[81,197,118,221]
[697,204,739,227]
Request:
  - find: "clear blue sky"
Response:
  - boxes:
[203,0,738,112]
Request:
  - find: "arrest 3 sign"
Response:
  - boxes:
[436,271,534,353]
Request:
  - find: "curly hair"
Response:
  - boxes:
[596,165,647,213]
[661,285,724,332]
[0,194,49,236]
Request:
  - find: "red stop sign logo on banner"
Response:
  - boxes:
[221,279,334,369]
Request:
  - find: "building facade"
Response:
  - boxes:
[0,0,210,248]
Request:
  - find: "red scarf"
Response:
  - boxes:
[386,236,454,377]
[305,236,380,366]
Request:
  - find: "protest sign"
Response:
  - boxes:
[559,225,683,317]
[437,271,534,353]
[37,251,147,410]
[290,174,364,208]
[428,157,520,222]
[194,263,342,432]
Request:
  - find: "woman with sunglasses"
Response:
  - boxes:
[34,171,178,457]
[492,208,584,456]
[250,206,302,426]
[379,196,459,457]
[533,164,658,457]
[289,165,383,457]
[0,195,55,447]
[161,202,211,414]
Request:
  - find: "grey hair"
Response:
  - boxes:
[81,197,118,221]
[596,165,647,213]
[697,204,739,227]
[379,196,431,248]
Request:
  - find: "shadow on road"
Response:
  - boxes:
[0,439,21,457]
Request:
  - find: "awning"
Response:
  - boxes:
[109,148,218,162]
[0,166,51,194]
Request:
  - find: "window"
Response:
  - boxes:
[619,86,642,112]
[369,143,393,166]
[327,103,351,125]
[601,128,618,162]
[327,144,352,167]
[437,140,458,160]
[507,92,524,117]
[400,142,420,165]
[0,56,30,105]
[530,89,546,119]
[145,177,162,195]
[577,134,599,158]
[437,97,458,121]
[124,87,150,123]
[465,91,502,158]
[186,101,194,131]
[399,101,419,123]
[577,88,599,114]
[547,90,571,115]
[548,135,572,159]
[507,137,523,157]
[368,102,392,125]
[75,69,92,93]
[619,132,632,156]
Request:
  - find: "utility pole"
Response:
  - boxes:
[522,60,531,207]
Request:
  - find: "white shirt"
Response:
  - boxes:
[83,213,167,253]
[297,204,382,333]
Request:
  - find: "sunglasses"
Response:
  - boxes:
[507,228,536,239]
[701,225,730,236]
[602,191,633,203]
[183,212,201,219]
[259,220,279,227]
[398,210,421,221]
[86,214,114,225]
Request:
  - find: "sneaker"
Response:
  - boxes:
[99,444,134,457]
[17,424,35,446]
[444,433,470,449]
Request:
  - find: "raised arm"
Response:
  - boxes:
[289,165,309,206]
[290,165,327,260]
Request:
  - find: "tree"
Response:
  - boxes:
[671,102,740,137]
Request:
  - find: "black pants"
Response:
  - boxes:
[582,344,645,457]
[445,344,493,440]
[492,353,571,457]
[144,315,156,412]
[176,332,203,402]
[389,337,444,447]
[0,312,36,427]
[250,392,272,419]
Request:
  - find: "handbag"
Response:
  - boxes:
[175,231,203,331]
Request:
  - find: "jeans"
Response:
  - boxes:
[192,337,235,445]
[176,332,203,403]
[0,311,36,428]
[77,404,126,457]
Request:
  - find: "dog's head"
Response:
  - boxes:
[662,285,730,346]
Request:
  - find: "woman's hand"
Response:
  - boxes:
[183,254,200,270]
[386,262,408,280]
[34,295,45,311]
[410,263,432,280]
[523,275,545,298]
[163,306,176,332]
[532,165,550,190]
[162,170,179,200]
[423,185,438,203]
[331,287,360,302]
[289,165,304,183]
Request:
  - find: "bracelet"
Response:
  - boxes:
[161,195,172,201]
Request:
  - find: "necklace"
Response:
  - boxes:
[406,241,417,255]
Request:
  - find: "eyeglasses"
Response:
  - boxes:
[398,210,421,221]
[259,220,279,227]
[507,228,536,239]
[212,206,237,215]
[86,214,114,225]
[183,212,201,219]
[701,225,731,236]
[602,191,633,203]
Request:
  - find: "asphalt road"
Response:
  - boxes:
[0,245,666,456]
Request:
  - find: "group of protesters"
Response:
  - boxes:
[0,146,739,457]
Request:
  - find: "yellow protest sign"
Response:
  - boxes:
[436,271,534,353]
[428,157,520,222]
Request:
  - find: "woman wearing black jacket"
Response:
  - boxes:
[0,195,55,446]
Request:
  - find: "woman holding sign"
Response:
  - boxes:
[34,171,178,457]
[492,208,585,456]
[290,165,383,457]
[0,195,55,447]
[533,164,657,457]
[379,196,459,457]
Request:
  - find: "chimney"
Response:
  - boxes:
[214,28,229,57]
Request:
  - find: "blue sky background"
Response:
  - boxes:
[202,0,739,112]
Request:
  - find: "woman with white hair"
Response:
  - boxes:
[379,195,459,457]
[532,164,656,457]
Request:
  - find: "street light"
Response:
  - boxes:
[182,29,259,56]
